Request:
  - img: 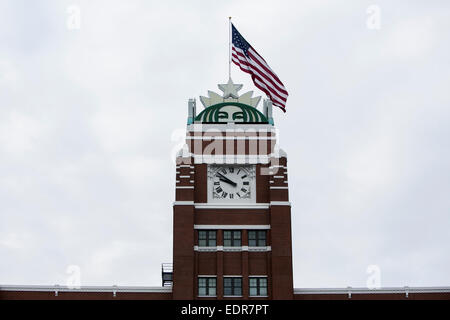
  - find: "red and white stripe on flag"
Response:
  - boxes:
[231,45,288,112]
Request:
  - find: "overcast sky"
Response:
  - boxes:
[1,0,450,289]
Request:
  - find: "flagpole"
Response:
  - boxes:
[228,17,232,80]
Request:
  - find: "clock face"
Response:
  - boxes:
[208,165,255,202]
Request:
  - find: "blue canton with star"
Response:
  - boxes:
[232,24,251,57]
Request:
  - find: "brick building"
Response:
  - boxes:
[1,80,449,300]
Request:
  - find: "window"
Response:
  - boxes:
[198,277,216,296]
[224,231,241,247]
[248,230,267,247]
[223,277,242,296]
[249,277,268,297]
[198,230,216,247]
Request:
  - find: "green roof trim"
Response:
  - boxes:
[194,102,268,123]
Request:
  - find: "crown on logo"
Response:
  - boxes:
[200,78,261,109]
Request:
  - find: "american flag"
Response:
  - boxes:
[231,23,288,112]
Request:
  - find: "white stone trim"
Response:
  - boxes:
[194,246,223,252]
[195,203,269,209]
[269,165,287,169]
[173,201,194,206]
[248,246,271,252]
[187,123,275,132]
[270,186,288,189]
[194,225,270,230]
[186,136,276,141]
[273,176,285,179]
[176,186,194,189]
[177,153,287,165]
[179,175,191,178]
[270,201,291,206]
[194,245,271,252]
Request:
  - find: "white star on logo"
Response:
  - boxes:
[218,78,243,99]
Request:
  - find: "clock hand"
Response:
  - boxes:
[216,173,237,187]
[219,177,237,187]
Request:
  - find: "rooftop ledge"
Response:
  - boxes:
[1,285,449,294]
[0,285,172,293]
[294,287,450,295]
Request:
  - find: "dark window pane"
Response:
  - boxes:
[234,278,242,296]
[224,286,232,296]
[199,230,217,247]
[260,287,267,296]
[260,278,267,285]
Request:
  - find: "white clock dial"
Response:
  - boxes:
[208,165,255,202]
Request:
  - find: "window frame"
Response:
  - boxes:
[198,230,217,247]
[223,276,243,297]
[198,276,217,297]
[223,230,242,247]
[249,277,268,297]
[248,230,267,247]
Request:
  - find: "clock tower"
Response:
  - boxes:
[172,79,293,300]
